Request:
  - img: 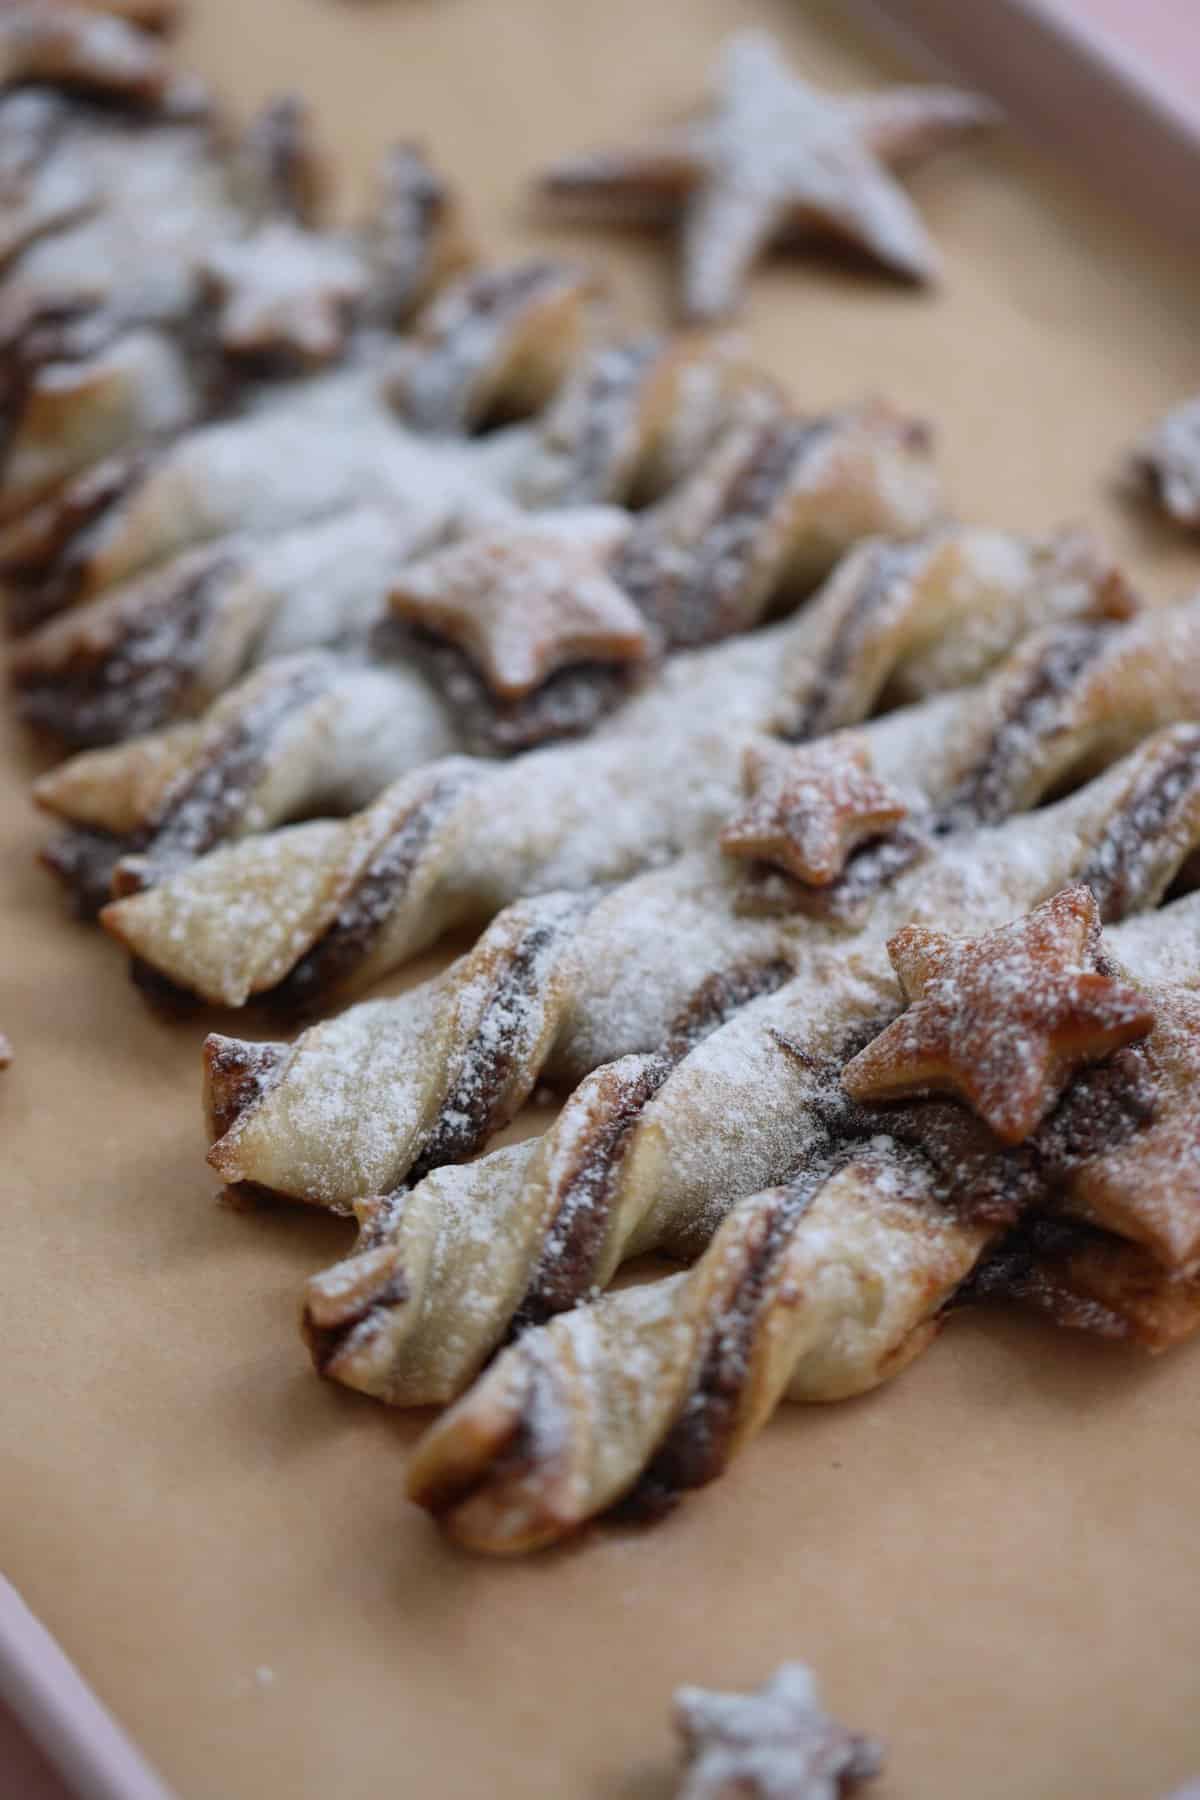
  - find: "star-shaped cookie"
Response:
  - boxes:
[720,734,910,887]
[841,885,1155,1144]
[539,31,996,319]
[390,507,649,698]
[674,1662,883,1799]
[201,222,368,366]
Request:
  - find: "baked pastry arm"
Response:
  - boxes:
[406,912,1200,1550]
[201,726,1200,1232]
[101,578,1194,1007]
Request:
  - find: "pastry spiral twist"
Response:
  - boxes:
[205,725,1200,1230]
[96,524,1136,997]
[403,902,1200,1550]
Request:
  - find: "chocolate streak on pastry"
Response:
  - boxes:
[1,446,151,631]
[612,1159,853,1523]
[936,622,1117,831]
[12,552,235,746]
[734,822,928,925]
[550,336,662,505]
[515,958,793,1327]
[1076,726,1200,922]
[785,538,926,742]
[627,416,834,648]
[114,656,335,890]
[269,766,481,1017]
[394,622,636,753]
[39,821,125,917]
[407,897,598,1181]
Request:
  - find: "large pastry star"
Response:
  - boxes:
[842,885,1155,1145]
[539,31,996,320]
[389,506,649,698]
[674,1662,883,1800]
[719,734,909,887]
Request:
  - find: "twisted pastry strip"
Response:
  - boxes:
[206,726,1200,1223]
[15,502,457,746]
[514,331,755,508]
[96,523,1131,1000]
[0,358,524,627]
[405,913,1200,1550]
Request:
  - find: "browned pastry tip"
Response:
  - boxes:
[64,0,182,31]
[0,1033,11,1069]
[841,886,1156,1143]
[673,1663,883,1800]
[202,1032,287,1143]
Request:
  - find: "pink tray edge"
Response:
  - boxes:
[0,1577,175,1800]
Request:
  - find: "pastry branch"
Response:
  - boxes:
[290,733,1200,1402]
[405,896,1200,1551]
[100,586,1194,1022]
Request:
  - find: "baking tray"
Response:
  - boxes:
[3,1,1200,1795]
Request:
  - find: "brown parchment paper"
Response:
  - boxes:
[3,2,1200,1795]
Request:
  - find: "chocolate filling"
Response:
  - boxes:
[624,416,835,649]
[735,822,929,925]
[303,1271,409,1379]
[2,445,152,632]
[407,901,596,1180]
[936,622,1116,831]
[203,1035,287,1141]
[119,656,335,885]
[270,765,477,1016]
[514,958,793,1327]
[785,538,926,743]
[1074,729,1200,921]
[14,554,235,746]
[612,1160,851,1523]
[554,335,660,505]
[39,823,125,917]
[393,621,636,753]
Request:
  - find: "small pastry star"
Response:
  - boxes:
[719,734,909,887]
[539,31,997,320]
[842,884,1155,1144]
[674,1662,883,1800]
[390,507,649,698]
[201,221,368,366]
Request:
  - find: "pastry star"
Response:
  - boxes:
[674,1662,883,1800]
[201,222,368,366]
[842,885,1155,1145]
[539,31,996,320]
[390,507,649,698]
[719,734,909,887]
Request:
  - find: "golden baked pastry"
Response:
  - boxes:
[1132,394,1200,532]
[96,569,1172,1015]
[538,31,995,320]
[404,891,1200,1550]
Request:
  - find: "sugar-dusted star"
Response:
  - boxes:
[390,506,650,698]
[674,1662,883,1800]
[842,884,1155,1144]
[719,733,910,887]
[539,31,997,320]
[200,222,368,366]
